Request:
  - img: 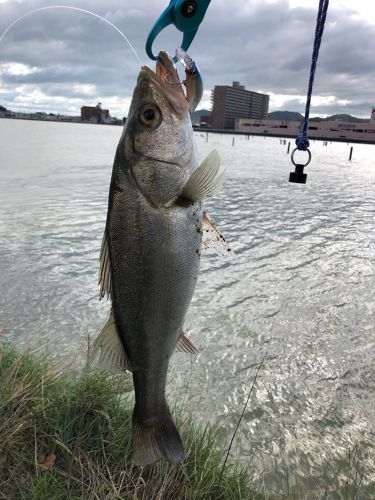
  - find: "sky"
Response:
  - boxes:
[1,0,375,118]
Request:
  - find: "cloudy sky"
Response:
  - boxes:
[1,0,375,118]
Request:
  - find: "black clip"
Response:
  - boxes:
[289,148,311,184]
[289,164,307,184]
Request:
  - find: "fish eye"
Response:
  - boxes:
[139,105,161,127]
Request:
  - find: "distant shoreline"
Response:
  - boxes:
[193,126,375,145]
[2,117,375,145]
[0,116,123,126]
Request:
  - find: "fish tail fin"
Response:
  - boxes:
[132,410,184,466]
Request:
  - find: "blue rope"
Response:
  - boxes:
[296,0,329,151]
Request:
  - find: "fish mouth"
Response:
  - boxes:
[156,51,181,86]
[138,51,189,118]
[139,51,181,86]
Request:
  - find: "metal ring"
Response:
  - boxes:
[291,148,312,168]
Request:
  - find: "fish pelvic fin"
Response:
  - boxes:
[132,411,184,466]
[176,330,199,354]
[90,310,132,372]
[180,149,224,202]
[202,211,235,260]
[99,229,112,300]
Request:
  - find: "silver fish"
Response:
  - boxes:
[92,52,224,466]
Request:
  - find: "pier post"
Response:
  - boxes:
[232,137,235,147]
[287,142,291,154]
[349,146,353,160]
[206,132,208,143]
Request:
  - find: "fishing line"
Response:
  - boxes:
[0,5,143,90]
[289,0,329,184]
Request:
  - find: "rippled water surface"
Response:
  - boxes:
[1,119,375,497]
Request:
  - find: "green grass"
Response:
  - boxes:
[0,344,263,499]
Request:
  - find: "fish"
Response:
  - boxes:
[91,51,227,466]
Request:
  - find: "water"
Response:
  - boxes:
[1,119,375,497]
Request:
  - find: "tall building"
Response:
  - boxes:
[211,82,269,129]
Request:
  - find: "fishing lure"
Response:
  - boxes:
[175,48,203,113]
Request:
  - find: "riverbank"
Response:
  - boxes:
[0,115,123,126]
[0,344,262,499]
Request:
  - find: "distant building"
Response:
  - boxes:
[210,82,269,129]
[235,117,375,141]
[81,103,110,124]
[199,114,213,128]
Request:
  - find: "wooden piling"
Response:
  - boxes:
[349,146,353,160]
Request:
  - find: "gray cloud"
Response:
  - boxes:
[1,0,374,117]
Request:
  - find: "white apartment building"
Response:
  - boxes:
[236,109,375,141]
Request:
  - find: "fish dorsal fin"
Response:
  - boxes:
[176,331,199,354]
[99,229,112,299]
[202,211,234,260]
[180,150,224,202]
[90,310,132,372]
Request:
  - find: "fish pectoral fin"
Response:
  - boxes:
[180,149,224,202]
[202,211,235,260]
[176,331,199,354]
[90,310,132,372]
[98,228,112,300]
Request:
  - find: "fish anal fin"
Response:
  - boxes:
[90,310,132,372]
[202,211,235,260]
[180,149,224,202]
[176,331,199,354]
[99,229,112,300]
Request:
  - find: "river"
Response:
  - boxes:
[1,118,374,497]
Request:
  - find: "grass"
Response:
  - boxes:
[0,343,263,499]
